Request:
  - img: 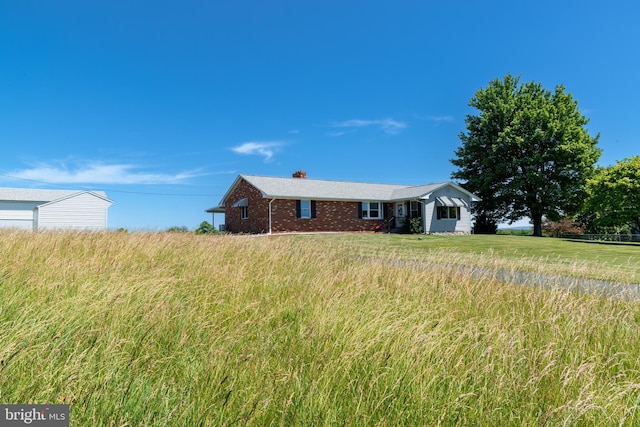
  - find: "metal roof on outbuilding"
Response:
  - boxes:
[0,188,110,203]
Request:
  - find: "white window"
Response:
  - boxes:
[437,206,459,220]
[233,198,249,219]
[362,201,382,219]
[300,200,311,218]
[410,201,420,217]
[296,200,316,219]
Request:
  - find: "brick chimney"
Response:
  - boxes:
[292,170,307,179]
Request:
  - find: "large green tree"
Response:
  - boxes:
[582,156,640,233]
[451,74,601,236]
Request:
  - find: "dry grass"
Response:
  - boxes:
[1,230,639,425]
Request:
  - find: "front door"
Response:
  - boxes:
[395,202,406,228]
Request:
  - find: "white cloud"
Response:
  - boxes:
[8,163,202,185]
[412,114,456,125]
[427,115,454,123]
[327,131,348,137]
[231,141,282,161]
[331,118,407,135]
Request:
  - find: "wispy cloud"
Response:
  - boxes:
[7,163,202,185]
[427,115,454,123]
[413,114,455,125]
[330,118,407,135]
[327,131,347,137]
[231,141,282,161]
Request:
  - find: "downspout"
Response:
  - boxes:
[421,192,433,235]
[268,198,276,234]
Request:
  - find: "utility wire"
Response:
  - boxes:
[0,172,223,197]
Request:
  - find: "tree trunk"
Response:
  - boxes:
[532,211,543,237]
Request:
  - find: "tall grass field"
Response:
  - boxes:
[1,230,640,425]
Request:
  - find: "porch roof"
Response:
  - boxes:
[205,205,225,213]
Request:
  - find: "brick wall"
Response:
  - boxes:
[224,179,270,234]
[271,199,392,233]
[224,178,395,233]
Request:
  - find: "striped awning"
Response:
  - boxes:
[436,196,466,207]
[232,198,248,207]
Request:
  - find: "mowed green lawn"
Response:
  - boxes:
[1,231,639,426]
[296,233,640,284]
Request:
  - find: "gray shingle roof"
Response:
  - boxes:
[0,188,109,203]
[223,175,457,203]
[241,175,411,201]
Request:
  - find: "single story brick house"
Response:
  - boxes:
[0,188,113,231]
[207,171,480,234]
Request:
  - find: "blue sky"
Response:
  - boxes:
[1,1,638,230]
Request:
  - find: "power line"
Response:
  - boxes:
[0,172,223,197]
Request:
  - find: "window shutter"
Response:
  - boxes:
[418,202,422,217]
[311,200,316,218]
[437,207,442,220]
[456,207,460,220]
[296,200,301,218]
[358,202,363,219]
[382,203,387,219]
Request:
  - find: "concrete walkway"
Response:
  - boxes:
[358,256,640,301]
[459,264,640,301]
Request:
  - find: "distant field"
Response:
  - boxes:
[1,231,639,425]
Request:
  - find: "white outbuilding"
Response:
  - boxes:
[0,188,113,231]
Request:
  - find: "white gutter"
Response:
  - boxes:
[268,198,276,234]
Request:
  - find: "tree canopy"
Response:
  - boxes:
[582,156,640,233]
[451,74,601,236]
[195,221,214,234]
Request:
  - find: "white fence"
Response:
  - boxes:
[560,234,640,242]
